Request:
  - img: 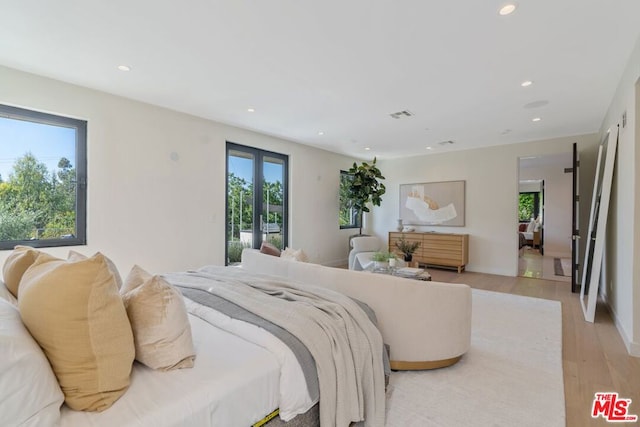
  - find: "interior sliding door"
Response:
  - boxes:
[226,142,288,265]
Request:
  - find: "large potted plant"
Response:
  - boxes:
[346,157,386,235]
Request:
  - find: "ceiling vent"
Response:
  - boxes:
[438,140,455,146]
[389,110,414,119]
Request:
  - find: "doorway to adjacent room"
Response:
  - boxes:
[517,153,572,283]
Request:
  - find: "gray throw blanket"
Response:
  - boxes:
[163,266,385,427]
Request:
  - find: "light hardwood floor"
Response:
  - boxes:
[427,268,640,427]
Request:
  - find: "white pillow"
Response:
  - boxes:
[0,299,64,427]
[280,247,309,262]
[0,281,17,306]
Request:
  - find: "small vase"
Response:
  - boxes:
[396,219,403,232]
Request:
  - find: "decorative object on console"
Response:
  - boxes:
[345,158,386,235]
[395,234,421,262]
[396,219,403,232]
[399,180,465,226]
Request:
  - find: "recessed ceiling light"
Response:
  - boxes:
[426,146,432,150]
[247,107,255,113]
[117,65,131,72]
[318,131,324,136]
[365,147,371,151]
[521,80,533,87]
[532,117,541,122]
[499,3,517,15]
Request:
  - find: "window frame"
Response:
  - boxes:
[0,104,87,250]
[339,170,360,230]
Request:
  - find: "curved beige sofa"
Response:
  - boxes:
[241,249,472,370]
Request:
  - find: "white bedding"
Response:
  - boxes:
[61,313,281,427]
[522,231,533,240]
[184,299,316,421]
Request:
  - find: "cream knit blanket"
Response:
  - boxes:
[164,266,385,427]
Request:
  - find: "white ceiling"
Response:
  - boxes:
[1,1,639,159]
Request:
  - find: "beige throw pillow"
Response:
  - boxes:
[2,245,40,297]
[280,247,309,262]
[122,265,195,371]
[67,250,123,289]
[18,252,135,412]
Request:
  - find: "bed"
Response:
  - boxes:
[1,251,387,427]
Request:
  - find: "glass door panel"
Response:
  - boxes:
[262,156,285,250]
[227,149,254,264]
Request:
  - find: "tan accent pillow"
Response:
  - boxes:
[18,252,135,412]
[68,250,123,289]
[121,265,195,371]
[260,241,281,257]
[2,245,40,297]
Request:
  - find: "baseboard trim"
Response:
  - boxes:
[605,300,640,357]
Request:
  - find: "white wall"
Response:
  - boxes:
[599,35,640,356]
[518,181,542,193]
[372,134,598,276]
[519,153,573,258]
[0,65,356,273]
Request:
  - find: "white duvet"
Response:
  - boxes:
[184,298,317,421]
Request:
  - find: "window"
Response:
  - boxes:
[0,104,87,249]
[518,192,541,222]
[339,170,359,229]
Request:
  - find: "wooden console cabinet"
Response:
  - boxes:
[389,232,469,273]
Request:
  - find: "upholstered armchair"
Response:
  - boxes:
[348,236,382,270]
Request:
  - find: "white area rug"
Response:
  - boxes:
[385,289,564,427]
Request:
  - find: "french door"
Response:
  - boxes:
[225,142,288,265]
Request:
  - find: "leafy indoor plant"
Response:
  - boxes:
[346,158,386,235]
[395,235,421,262]
[371,251,395,270]
[371,251,395,262]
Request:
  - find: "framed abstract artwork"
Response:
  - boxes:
[399,180,465,226]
